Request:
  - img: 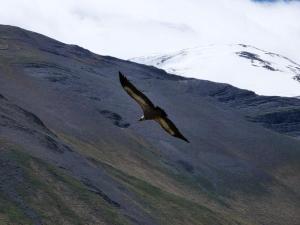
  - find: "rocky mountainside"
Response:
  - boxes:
[131,44,300,97]
[0,25,300,225]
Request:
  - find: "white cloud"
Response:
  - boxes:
[0,0,299,61]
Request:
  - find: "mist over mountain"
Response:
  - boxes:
[1,0,300,61]
[0,25,300,225]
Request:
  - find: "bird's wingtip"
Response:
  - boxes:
[183,137,190,143]
[119,71,123,79]
[176,134,190,143]
[119,71,126,85]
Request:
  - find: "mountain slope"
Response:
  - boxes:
[131,44,300,97]
[0,25,300,225]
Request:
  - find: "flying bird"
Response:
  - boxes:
[119,71,189,143]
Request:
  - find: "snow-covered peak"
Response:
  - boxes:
[131,44,300,97]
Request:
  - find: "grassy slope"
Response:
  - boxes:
[0,45,246,224]
[0,134,250,225]
[58,133,250,225]
[0,140,131,225]
[0,25,299,225]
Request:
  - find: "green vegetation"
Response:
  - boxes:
[0,195,33,225]
[103,163,243,225]
[0,137,249,225]
[0,146,131,225]
[56,133,248,225]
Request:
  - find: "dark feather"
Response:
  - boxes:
[155,106,167,117]
[156,117,189,143]
[119,72,155,111]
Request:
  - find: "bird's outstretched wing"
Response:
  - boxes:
[119,71,189,143]
[155,117,189,143]
[119,71,155,112]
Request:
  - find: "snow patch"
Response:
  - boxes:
[131,44,300,97]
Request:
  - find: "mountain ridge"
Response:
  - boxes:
[0,25,300,225]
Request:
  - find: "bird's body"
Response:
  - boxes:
[119,72,189,143]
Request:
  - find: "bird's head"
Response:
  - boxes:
[139,115,145,121]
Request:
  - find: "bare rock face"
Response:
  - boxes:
[0,25,300,225]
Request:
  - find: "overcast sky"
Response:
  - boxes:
[0,0,299,61]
